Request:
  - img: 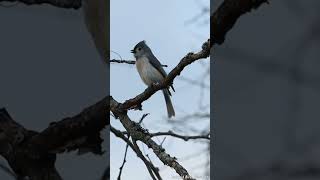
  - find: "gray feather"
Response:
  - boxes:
[147,50,175,92]
[163,89,175,118]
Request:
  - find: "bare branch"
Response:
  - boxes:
[117,130,130,180]
[111,126,161,180]
[138,113,150,124]
[131,141,161,180]
[150,131,210,141]
[110,97,195,180]
[211,0,269,45]
[110,59,136,65]
[110,59,168,67]
[0,97,107,179]
[0,0,81,9]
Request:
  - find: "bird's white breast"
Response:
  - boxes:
[136,57,164,86]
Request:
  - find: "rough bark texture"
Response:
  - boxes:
[0,97,107,179]
[0,0,81,9]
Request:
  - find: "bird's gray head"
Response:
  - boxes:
[131,40,152,59]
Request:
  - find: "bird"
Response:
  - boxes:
[131,41,175,118]
[82,0,109,64]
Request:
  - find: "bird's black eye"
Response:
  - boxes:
[138,47,142,51]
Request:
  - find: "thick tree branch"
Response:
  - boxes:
[0,0,81,9]
[30,97,108,155]
[0,97,107,179]
[211,0,269,45]
[110,59,168,67]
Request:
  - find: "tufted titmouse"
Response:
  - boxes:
[82,0,109,64]
[131,41,175,118]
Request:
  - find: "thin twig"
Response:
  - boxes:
[117,135,130,180]
[150,131,210,141]
[139,113,150,124]
[110,59,136,65]
[110,59,168,67]
[111,126,162,180]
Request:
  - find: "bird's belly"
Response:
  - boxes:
[136,58,163,86]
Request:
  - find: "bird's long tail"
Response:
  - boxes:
[163,89,175,118]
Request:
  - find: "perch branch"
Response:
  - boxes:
[110,59,168,67]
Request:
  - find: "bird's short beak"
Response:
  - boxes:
[130,49,135,53]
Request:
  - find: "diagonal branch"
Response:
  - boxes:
[111,126,161,180]
[0,97,108,179]
[110,97,195,180]
[29,97,108,155]
[211,0,269,45]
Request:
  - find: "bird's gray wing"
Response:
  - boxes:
[147,53,175,93]
[147,53,167,78]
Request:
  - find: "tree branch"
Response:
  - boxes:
[117,133,130,180]
[30,97,108,155]
[110,59,136,65]
[110,59,168,67]
[211,0,269,45]
[109,39,210,179]
[0,0,81,9]
[111,126,161,180]
[150,131,210,141]
[0,97,108,179]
